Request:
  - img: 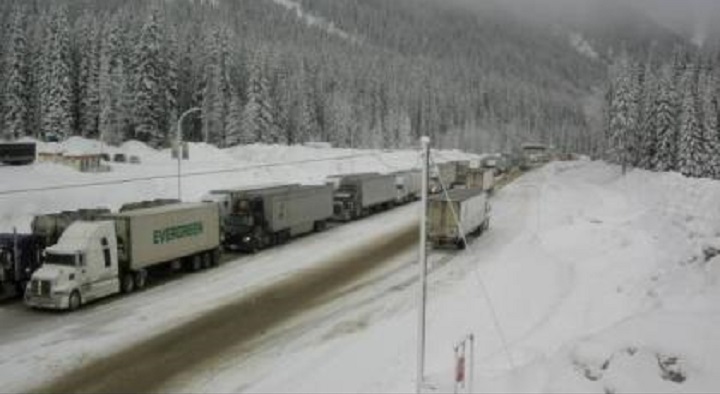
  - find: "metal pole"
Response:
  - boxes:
[176,107,200,201]
[417,136,430,394]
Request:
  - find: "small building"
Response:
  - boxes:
[37,142,107,173]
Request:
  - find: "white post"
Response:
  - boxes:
[417,136,430,394]
[176,107,200,201]
[468,334,475,394]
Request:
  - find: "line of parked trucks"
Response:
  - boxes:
[2,159,501,311]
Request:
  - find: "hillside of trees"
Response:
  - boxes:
[605,49,720,180]
[0,0,688,154]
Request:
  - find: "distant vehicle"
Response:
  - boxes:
[129,155,141,164]
[0,142,36,165]
[430,161,460,193]
[223,184,333,252]
[113,153,127,163]
[461,168,495,193]
[428,188,490,249]
[25,202,221,310]
[394,170,422,204]
[204,183,299,246]
[0,232,45,298]
[481,154,509,175]
[332,173,397,221]
[521,143,550,169]
[100,153,111,162]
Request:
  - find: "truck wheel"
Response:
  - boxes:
[211,248,221,267]
[190,255,202,272]
[134,270,147,290]
[201,252,212,269]
[68,291,82,311]
[121,273,135,293]
[456,238,467,250]
[15,280,28,295]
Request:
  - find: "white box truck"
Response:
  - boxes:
[332,173,397,221]
[25,203,220,311]
[428,188,490,249]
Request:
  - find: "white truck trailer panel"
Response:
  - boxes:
[358,175,396,208]
[264,185,333,232]
[429,188,488,243]
[113,203,220,270]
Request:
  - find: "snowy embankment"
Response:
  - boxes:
[177,161,720,393]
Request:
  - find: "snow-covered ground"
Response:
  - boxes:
[2,142,719,393]
[169,161,720,393]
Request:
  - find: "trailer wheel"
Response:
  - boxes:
[134,270,147,290]
[68,291,82,311]
[121,273,135,293]
[456,238,467,250]
[211,248,221,267]
[201,252,212,269]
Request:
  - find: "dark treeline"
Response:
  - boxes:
[0,0,604,151]
[605,48,720,180]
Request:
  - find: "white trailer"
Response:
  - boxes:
[25,203,220,310]
[224,184,333,252]
[332,173,397,221]
[394,170,422,204]
[428,188,490,249]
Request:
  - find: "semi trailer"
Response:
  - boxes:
[25,202,220,310]
[332,173,396,221]
[0,231,44,298]
[428,188,490,249]
[223,184,333,252]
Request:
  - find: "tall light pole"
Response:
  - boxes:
[176,107,201,201]
[417,136,430,394]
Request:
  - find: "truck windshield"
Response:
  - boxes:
[45,253,76,267]
[226,214,253,227]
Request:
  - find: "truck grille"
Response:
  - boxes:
[30,279,51,297]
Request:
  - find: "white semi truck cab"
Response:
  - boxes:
[25,221,120,310]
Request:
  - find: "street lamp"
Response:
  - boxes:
[176,107,201,201]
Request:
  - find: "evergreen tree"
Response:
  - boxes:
[677,67,708,178]
[241,48,275,143]
[3,8,28,140]
[74,12,101,138]
[201,28,231,146]
[41,5,74,139]
[99,15,130,145]
[653,65,679,172]
[133,8,166,146]
[608,54,636,173]
[225,88,244,146]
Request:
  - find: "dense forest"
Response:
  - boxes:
[2,0,710,160]
[604,49,720,180]
[0,0,613,153]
